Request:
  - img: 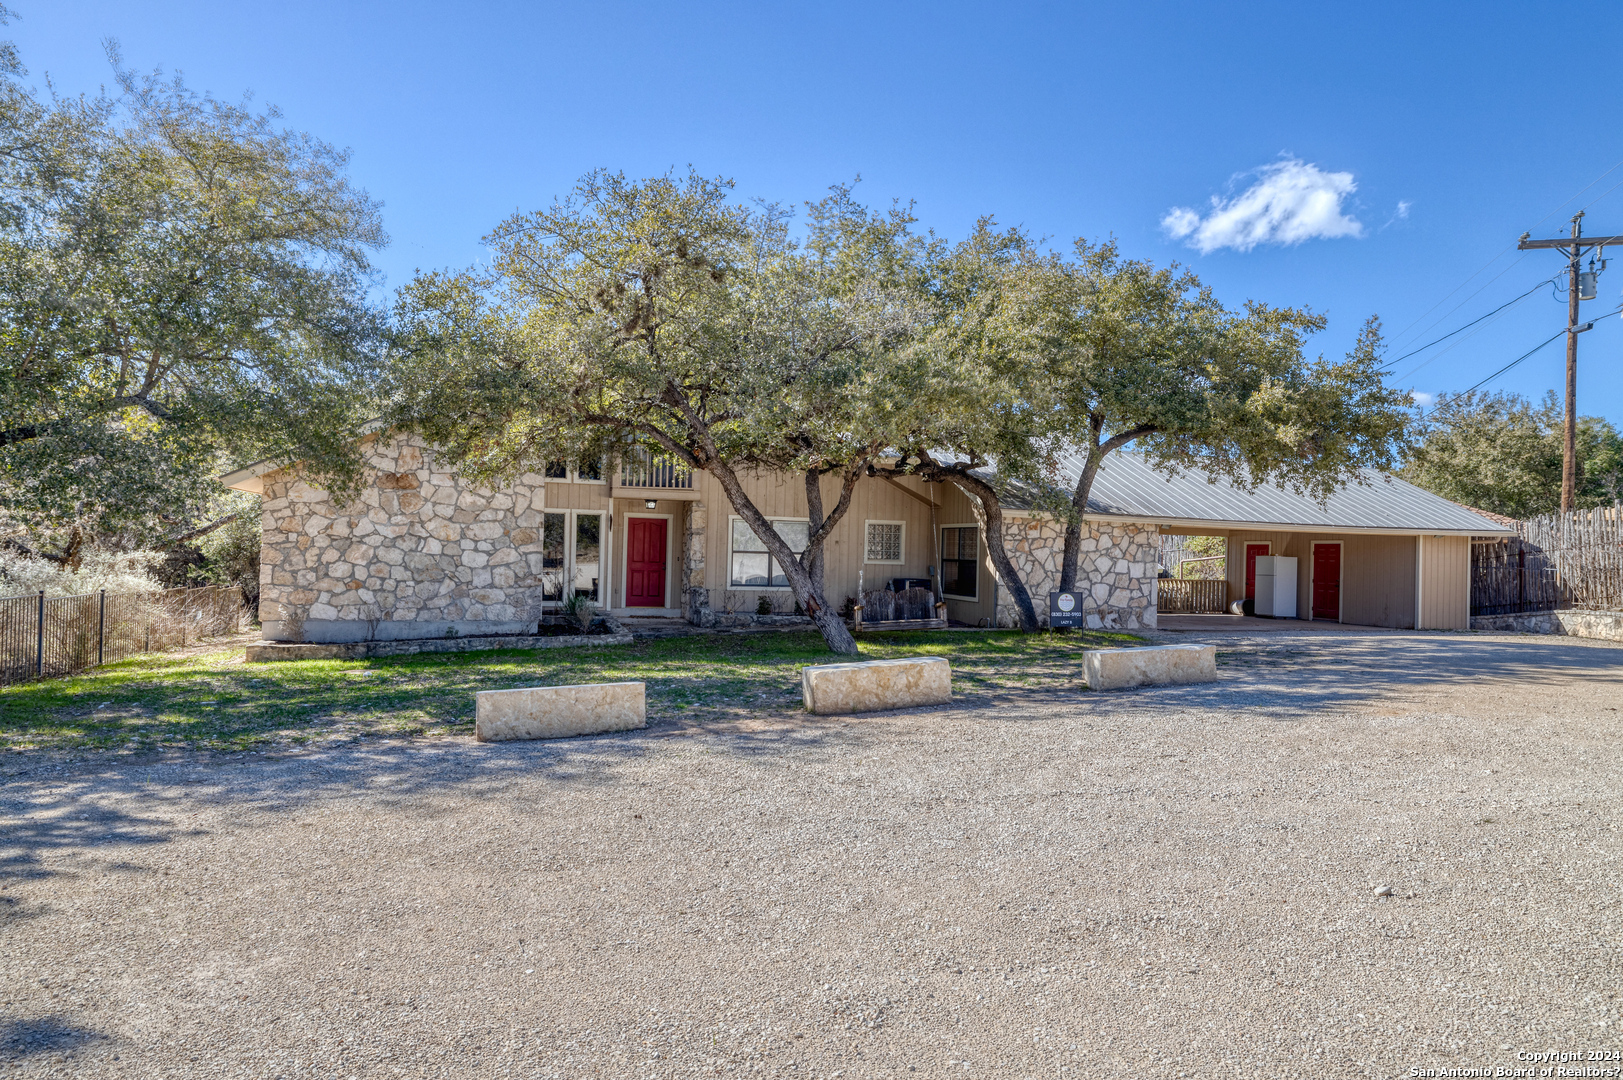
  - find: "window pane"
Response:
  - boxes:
[774,520,809,553]
[544,461,568,479]
[770,559,792,588]
[577,458,603,481]
[541,512,566,601]
[731,552,770,587]
[574,514,601,601]
[731,519,767,553]
[866,522,903,562]
[946,526,978,562]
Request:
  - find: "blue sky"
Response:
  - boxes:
[14,1,1623,422]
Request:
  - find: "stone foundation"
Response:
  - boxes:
[994,519,1158,630]
[245,632,633,662]
[1471,609,1623,641]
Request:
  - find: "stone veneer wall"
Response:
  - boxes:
[258,435,553,643]
[1470,609,1623,641]
[993,518,1158,630]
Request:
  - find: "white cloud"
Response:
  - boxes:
[1396,200,1412,219]
[1411,391,1436,408]
[1161,159,1364,254]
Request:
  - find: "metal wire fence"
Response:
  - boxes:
[0,585,248,687]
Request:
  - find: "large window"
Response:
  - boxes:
[864,520,904,564]
[540,512,567,600]
[538,510,604,602]
[941,525,979,600]
[730,518,809,588]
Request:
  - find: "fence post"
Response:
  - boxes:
[35,590,44,678]
[98,590,106,666]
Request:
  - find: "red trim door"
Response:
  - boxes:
[1244,543,1270,599]
[1312,542,1342,621]
[626,517,668,607]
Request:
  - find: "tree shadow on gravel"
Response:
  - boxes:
[0,1013,109,1058]
[5,630,1621,885]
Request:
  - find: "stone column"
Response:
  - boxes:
[683,501,713,626]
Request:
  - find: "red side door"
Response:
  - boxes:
[1244,543,1270,599]
[1312,543,1342,621]
[626,517,668,607]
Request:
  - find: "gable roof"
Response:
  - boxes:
[983,451,1514,537]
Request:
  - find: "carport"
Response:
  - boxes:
[1080,455,1514,630]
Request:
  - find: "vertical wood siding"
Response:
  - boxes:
[1420,535,1469,630]
[692,470,947,614]
[1224,531,1425,628]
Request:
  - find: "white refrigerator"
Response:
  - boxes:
[1254,556,1298,619]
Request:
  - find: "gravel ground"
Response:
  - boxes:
[1,628,1620,1080]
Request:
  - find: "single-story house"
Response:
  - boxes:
[222,436,1511,642]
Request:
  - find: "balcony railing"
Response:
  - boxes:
[619,448,694,489]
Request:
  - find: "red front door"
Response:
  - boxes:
[626,517,668,607]
[1312,543,1342,621]
[1244,543,1270,599]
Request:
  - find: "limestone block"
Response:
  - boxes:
[801,657,952,715]
[1083,645,1217,691]
[475,682,647,742]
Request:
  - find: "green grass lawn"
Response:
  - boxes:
[0,628,1142,754]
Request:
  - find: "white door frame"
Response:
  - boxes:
[939,522,982,601]
[620,512,674,609]
[1309,540,1344,623]
[540,509,611,608]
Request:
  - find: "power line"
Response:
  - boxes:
[1460,308,1621,395]
[1384,275,1555,373]
[1387,156,1623,351]
[1459,331,1566,395]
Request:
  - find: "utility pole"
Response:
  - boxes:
[1519,213,1623,511]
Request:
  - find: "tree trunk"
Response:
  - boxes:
[1058,426,1154,594]
[707,457,859,654]
[1057,450,1104,593]
[904,458,1039,631]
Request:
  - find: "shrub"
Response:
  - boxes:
[0,549,164,598]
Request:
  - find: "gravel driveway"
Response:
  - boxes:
[2,628,1620,1079]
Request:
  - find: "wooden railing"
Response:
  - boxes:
[1157,578,1228,615]
[619,447,694,489]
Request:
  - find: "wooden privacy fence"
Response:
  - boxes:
[1470,504,1623,616]
[1157,578,1229,615]
[1470,539,1562,616]
[0,585,247,687]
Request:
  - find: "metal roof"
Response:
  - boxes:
[983,451,1514,536]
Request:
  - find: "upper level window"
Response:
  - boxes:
[543,460,604,483]
[864,521,904,564]
[730,518,808,588]
[941,526,979,600]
